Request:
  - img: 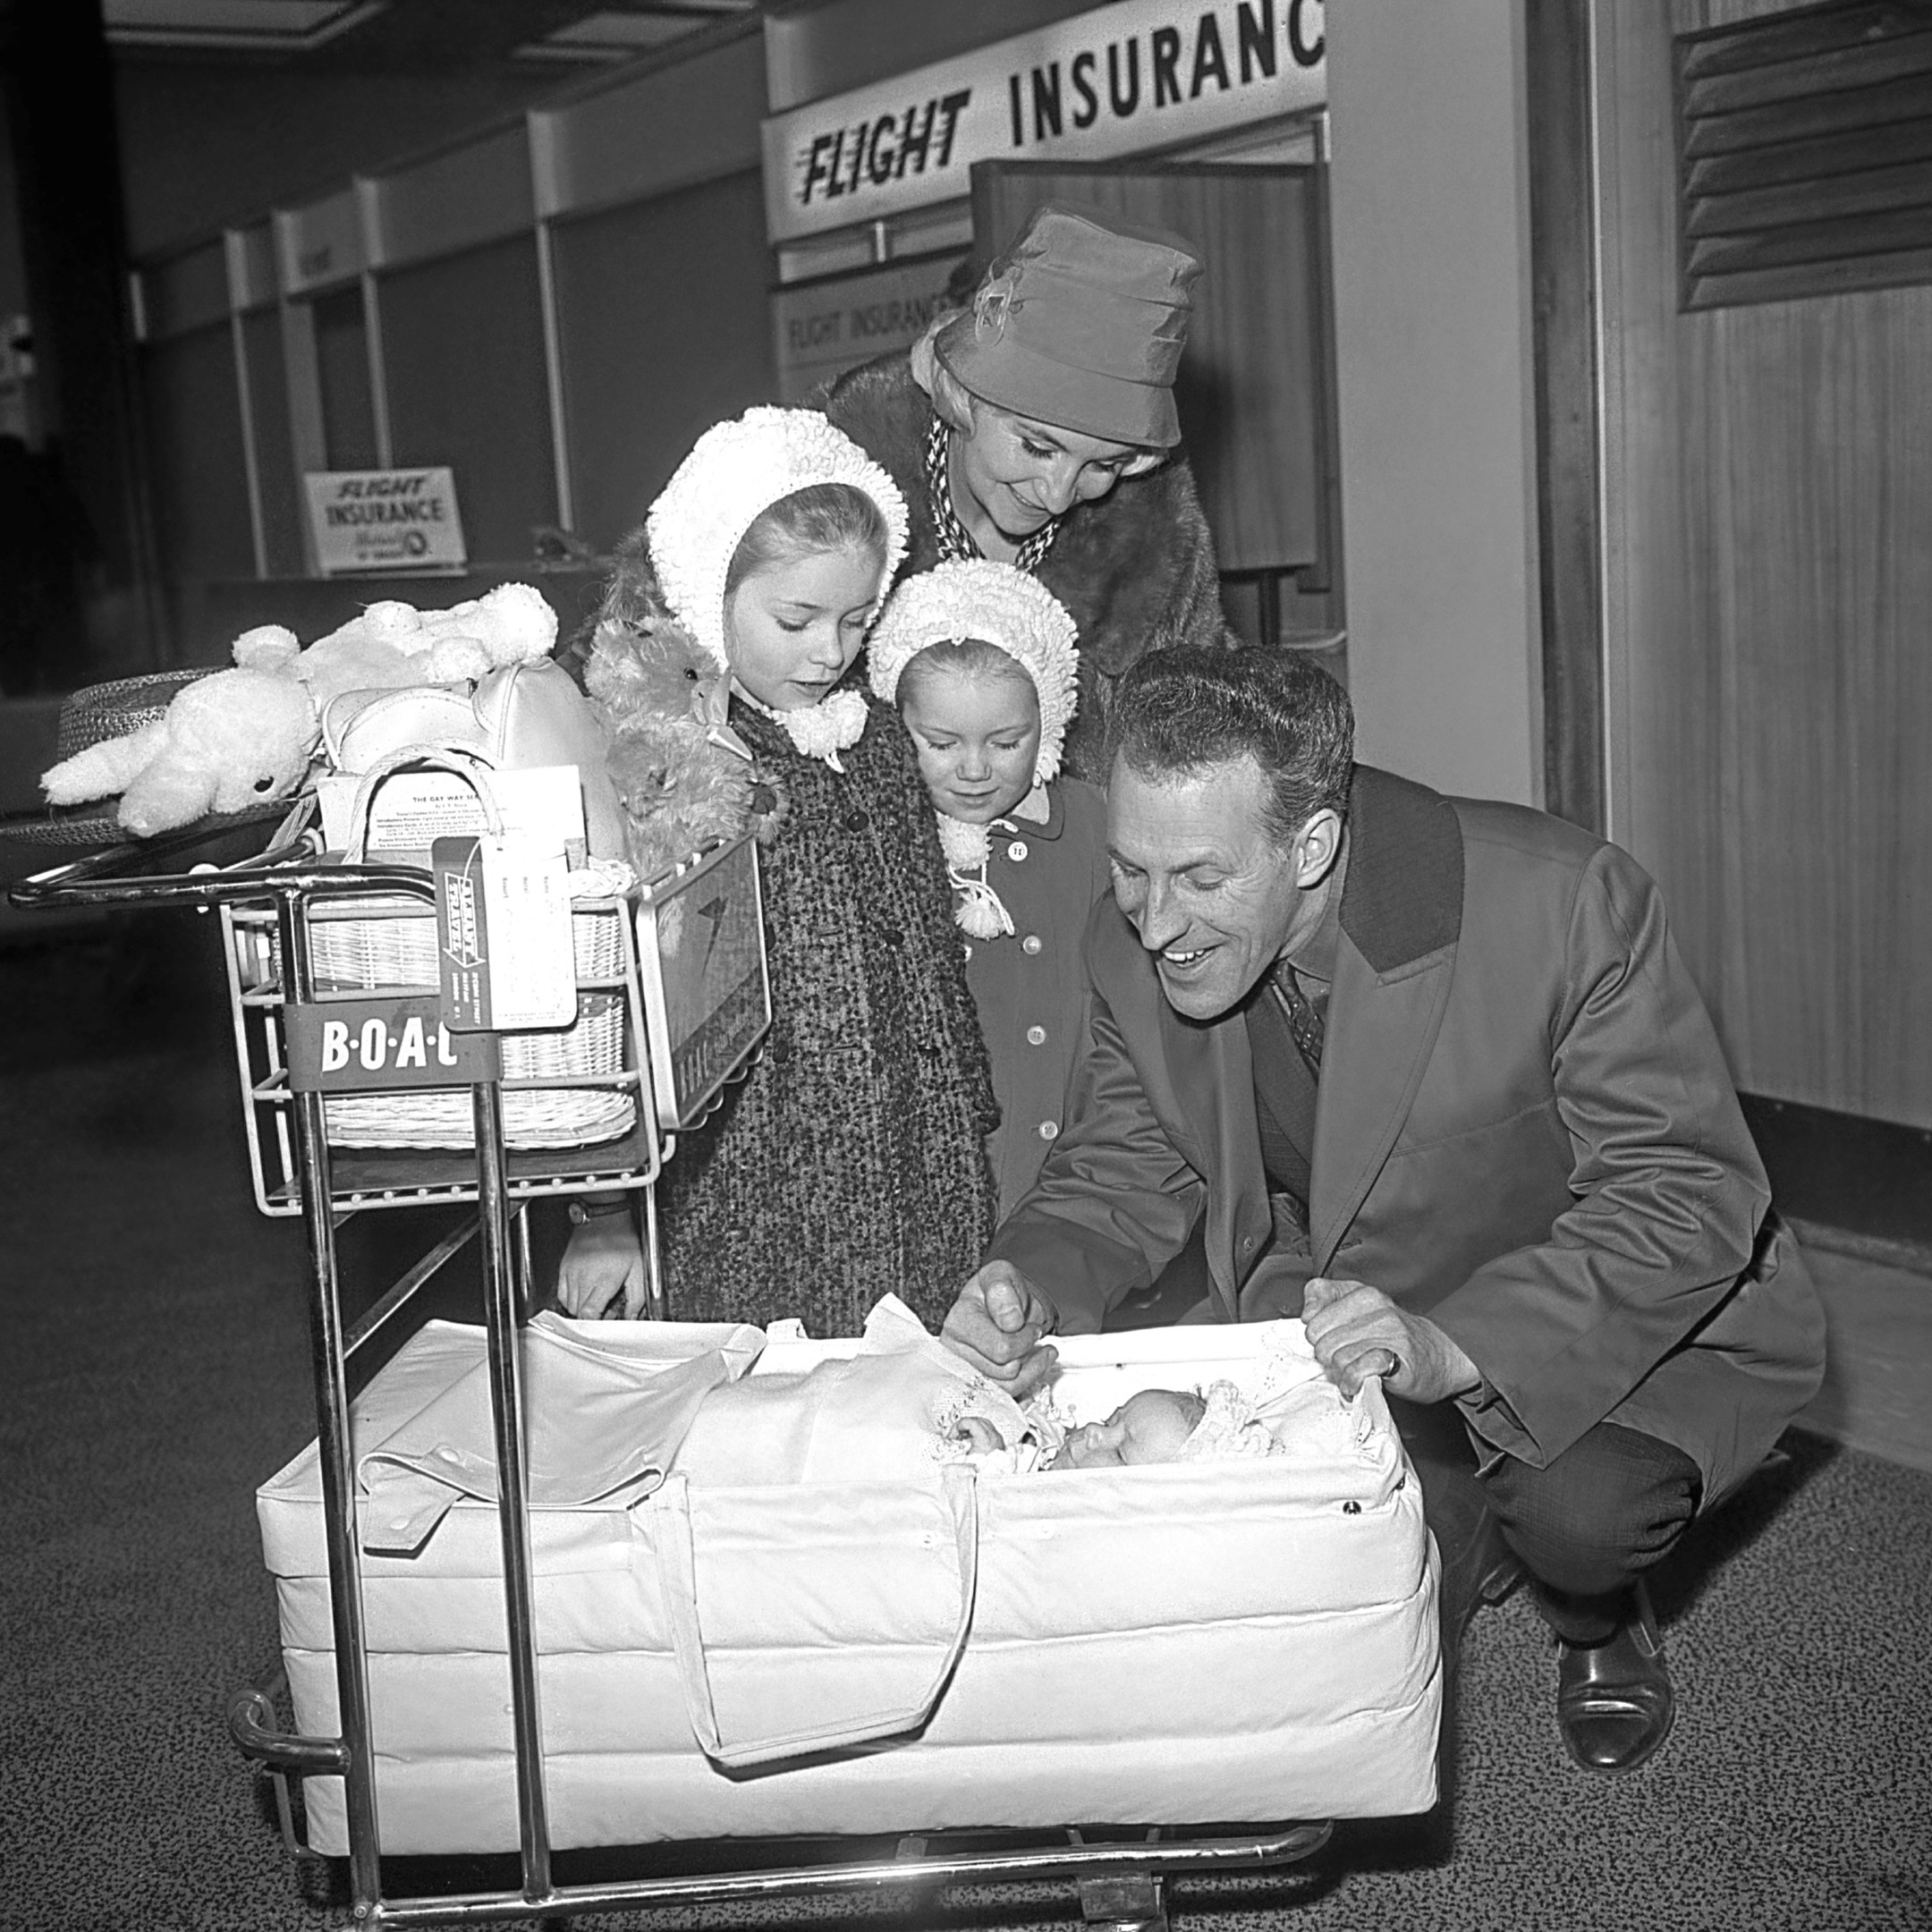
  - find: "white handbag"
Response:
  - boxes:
[320,659,626,863]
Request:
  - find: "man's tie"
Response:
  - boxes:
[1272,964,1325,1073]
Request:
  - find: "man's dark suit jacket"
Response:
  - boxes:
[987,767,1826,1507]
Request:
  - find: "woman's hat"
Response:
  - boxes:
[935,202,1203,450]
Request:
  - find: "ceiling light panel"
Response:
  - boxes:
[514,9,716,63]
[103,0,385,51]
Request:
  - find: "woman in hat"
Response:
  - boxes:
[815,201,1227,780]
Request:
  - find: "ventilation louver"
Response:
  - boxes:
[1676,0,1932,309]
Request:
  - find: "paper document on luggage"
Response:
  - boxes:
[318,764,587,864]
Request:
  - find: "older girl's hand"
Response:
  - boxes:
[557,1212,648,1321]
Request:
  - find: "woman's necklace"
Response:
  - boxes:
[925,418,1061,574]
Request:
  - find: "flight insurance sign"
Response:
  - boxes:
[761,0,1326,243]
[304,466,467,575]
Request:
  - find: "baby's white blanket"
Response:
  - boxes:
[671,1296,1030,1486]
[355,1311,762,1552]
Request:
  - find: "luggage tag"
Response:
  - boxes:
[433,832,579,1032]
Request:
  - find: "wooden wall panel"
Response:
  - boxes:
[549,168,773,555]
[380,234,557,565]
[1711,292,1932,1117]
[1597,0,1932,1127]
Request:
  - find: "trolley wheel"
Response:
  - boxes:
[1078,1871,1168,1932]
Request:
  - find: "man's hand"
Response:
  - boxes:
[556,1214,648,1321]
[1301,1276,1480,1404]
[940,1262,1059,1397]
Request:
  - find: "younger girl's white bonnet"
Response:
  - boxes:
[646,406,910,674]
[867,559,1080,788]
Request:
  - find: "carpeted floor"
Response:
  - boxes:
[2,923,1929,1932]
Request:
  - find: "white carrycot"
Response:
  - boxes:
[255,1312,1442,1857]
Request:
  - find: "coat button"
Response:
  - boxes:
[1037,1120,1059,1140]
[845,809,869,832]
[1021,934,1043,954]
[1006,839,1029,861]
[880,928,903,946]
[1026,1025,1046,1046]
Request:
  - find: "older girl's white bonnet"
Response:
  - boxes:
[646,406,910,675]
[867,559,1080,788]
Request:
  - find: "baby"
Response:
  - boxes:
[951,1380,1282,1471]
[1051,1387,1209,1468]
[664,1300,1286,1487]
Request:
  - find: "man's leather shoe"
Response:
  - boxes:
[1555,1580,1674,1774]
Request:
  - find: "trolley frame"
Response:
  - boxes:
[13,816,1335,1932]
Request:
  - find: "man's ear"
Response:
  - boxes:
[1293,808,1343,888]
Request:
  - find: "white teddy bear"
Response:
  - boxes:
[231,580,558,715]
[42,581,560,837]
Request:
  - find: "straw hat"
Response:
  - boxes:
[0,669,212,850]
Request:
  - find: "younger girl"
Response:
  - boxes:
[560,409,997,1335]
[867,560,1111,1216]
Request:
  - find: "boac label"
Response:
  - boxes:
[285,995,502,1093]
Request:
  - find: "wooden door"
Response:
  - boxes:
[970,159,1340,596]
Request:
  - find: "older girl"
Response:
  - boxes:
[560,409,996,1334]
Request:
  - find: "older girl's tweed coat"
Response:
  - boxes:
[653,691,999,1335]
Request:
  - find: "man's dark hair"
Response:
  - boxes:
[1109,643,1355,843]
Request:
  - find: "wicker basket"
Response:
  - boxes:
[291,898,628,992]
[320,993,635,1151]
[293,751,638,1153]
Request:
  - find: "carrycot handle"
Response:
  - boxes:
[650,1464,980,1770]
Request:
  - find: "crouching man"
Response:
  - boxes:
[942,644,1824,1775]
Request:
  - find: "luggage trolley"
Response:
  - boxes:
[13,809,1337,1932]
